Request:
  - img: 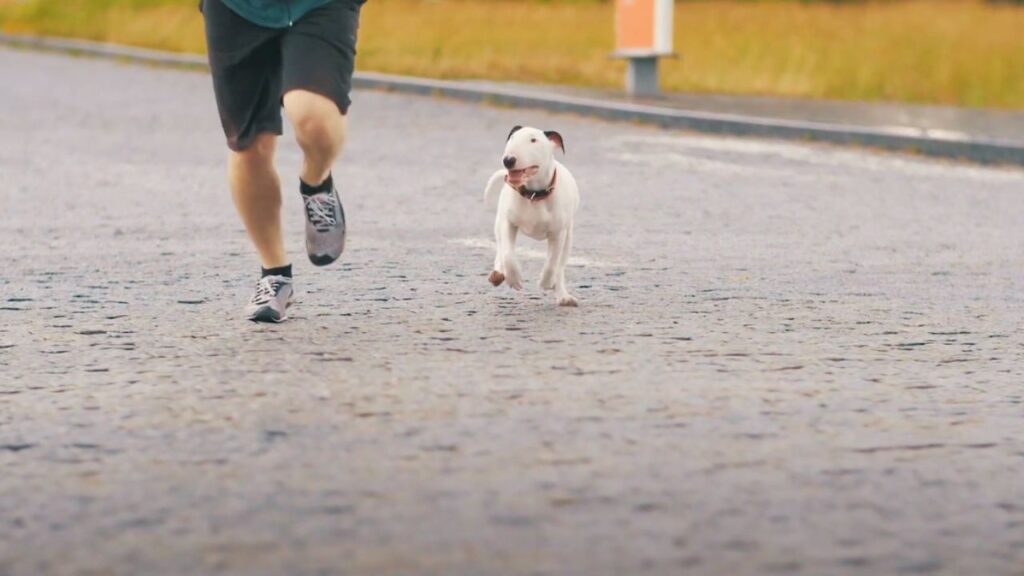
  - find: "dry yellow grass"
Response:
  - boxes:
[672,0,1024,106]
[1,0,1021,108]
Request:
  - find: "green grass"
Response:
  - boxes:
[1,0,1022,108]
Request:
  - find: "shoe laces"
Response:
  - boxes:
[304,191,338,232]
[251,276,289,306]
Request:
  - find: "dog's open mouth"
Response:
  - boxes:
[505,165,539,187]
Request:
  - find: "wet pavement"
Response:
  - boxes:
[1,47,1023,576]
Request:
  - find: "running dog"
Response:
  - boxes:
[484,125,580,307]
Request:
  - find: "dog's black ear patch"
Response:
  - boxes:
[506,125,524,141]
[544,131,565,154]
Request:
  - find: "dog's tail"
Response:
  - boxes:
[484,169,505,206]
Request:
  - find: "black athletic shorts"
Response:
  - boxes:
[200,0,363,151]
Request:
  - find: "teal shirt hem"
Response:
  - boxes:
[217,0,336,28]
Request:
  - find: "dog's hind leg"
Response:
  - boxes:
[539,230,566,291]
[553,226,577,307]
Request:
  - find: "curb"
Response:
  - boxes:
[3,32,1023,166]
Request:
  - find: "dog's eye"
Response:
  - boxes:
[530,138,537,143]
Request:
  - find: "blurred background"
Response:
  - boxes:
[1,0,1021,108]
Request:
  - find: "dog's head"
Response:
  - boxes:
[502,126,565,188]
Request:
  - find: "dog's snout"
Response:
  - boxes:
[502,155,517,169]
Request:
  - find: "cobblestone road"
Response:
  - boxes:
[1,48,1023,576]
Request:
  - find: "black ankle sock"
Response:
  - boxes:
[300,173,333,196]
[261,264,292,278]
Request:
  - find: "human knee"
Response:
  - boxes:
[232,133,277,168]
[284,90,344,150]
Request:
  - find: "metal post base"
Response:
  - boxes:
[626,57,659,97]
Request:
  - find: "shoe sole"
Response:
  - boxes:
[308,253,339,267]
[248,307,287,323]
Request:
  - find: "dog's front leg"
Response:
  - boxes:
[489,217,506,286]
[492,219,523,290]
[499,219,524,291]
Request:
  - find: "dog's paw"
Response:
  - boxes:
[557,294,579,307]
[507,275,525,291]
[488,270,505,287]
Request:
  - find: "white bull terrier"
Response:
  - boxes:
[484,125,580,307]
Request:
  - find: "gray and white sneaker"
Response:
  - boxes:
[245,275,294,323]
[302,184,346,266]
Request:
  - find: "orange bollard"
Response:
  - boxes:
[614,0,674,96]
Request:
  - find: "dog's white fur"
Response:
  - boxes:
[484,126,580,307]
